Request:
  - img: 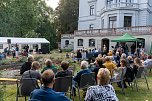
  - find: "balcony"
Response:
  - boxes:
[106,2,139,10]
[74,26,152,37]
[61,34,74,39]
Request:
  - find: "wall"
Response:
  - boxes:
[73,35,152,53]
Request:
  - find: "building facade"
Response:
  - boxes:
[61,0,152,52]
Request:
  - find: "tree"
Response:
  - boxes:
[0,0,57,50]
[55,0,79,39]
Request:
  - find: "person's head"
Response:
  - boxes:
[121,53,126,59]
[81,61,88,69]
[27,56,34,62]
[97,68,111,85]
[105,56,111,62]
[120,59,127,67]
[116,52,119,56]
[134,58,142,66]
[42,69,55,87]
[127,56,133,61]
[31,61,40,70]
[95,57,103,67]
[45,59,52,67]
[61,61,69,70]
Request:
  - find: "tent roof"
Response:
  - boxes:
[111,33,139,42]
[0,37,50,44]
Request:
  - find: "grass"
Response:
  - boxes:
[0,51,152,101]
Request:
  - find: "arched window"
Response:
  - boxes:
[78,39,83,46]
[89,39,95,47]
[65,40,69,46]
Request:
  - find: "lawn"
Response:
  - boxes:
[0,50,152,101]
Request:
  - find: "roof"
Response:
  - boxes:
[111,33,139,42]
[0,37,50,44]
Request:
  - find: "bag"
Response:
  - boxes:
[124,67,134,82]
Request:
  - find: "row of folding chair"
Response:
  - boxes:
[16,72,96,101]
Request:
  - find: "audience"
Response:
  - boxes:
[73,61,91,86]
[41,59,56,73]
[133,58,144,76]
[104,56,117,76]
[30,69,70,101]
[22,61,41,82]
[55,61,73,78]
[92,57,106,80]
[20,56,33,75]
[85,68,118,101]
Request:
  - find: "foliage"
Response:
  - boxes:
[62,48,73,52]
[54,0,79,39]
[0,0,56,50]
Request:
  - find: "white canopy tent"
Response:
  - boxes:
[0,37,50,44]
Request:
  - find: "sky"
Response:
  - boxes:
[45,0,59,10]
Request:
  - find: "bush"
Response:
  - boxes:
[61,49,73,52]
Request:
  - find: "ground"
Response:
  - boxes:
[0,50,152,101]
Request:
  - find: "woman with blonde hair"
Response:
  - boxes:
[85,68,118,101]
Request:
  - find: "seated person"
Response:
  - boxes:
[41,59,56,73]
[92,57,106,80]
[55,61,73,78]
[74,61,91,86]
[85,68,118,101]
[20,56,33,75]
[22,61,41,82]
[113,59,127,88]
[103,56,117,77]
[133,58,144,76]
[29,69,70,101]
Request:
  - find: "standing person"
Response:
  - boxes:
[29,69,70,101]
[85,68,118,101]
[20,56,34,75]
[77,50,82,62]
[131,43,136,55]
[15,44,19,59]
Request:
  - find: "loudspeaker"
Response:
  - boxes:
[7,39,11,44]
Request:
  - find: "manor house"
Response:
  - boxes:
[61,0,152,52]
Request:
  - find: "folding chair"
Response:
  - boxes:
[53,76,73,100]
[131,67,149,91]
[110,68,125,94]
[77,72,96,101]
[16,78,39,101]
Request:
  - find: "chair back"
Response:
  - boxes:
[53,76,72,92]
[19,78,38,96]
[79,72,96,89]
[136,67,144,78]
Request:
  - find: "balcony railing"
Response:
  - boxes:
[74,26,152,37]
[106,2,138,9]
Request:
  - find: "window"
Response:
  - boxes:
[0,44,3,49]
[107,0,113,5]
[78,39,83,46]
[101,19,104,29]
[124,16,132,27]
[89,24,94,30]
[65,40,69,46]
[109,16,117,28]
[89,39,95,47]
[90,5,94,15]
